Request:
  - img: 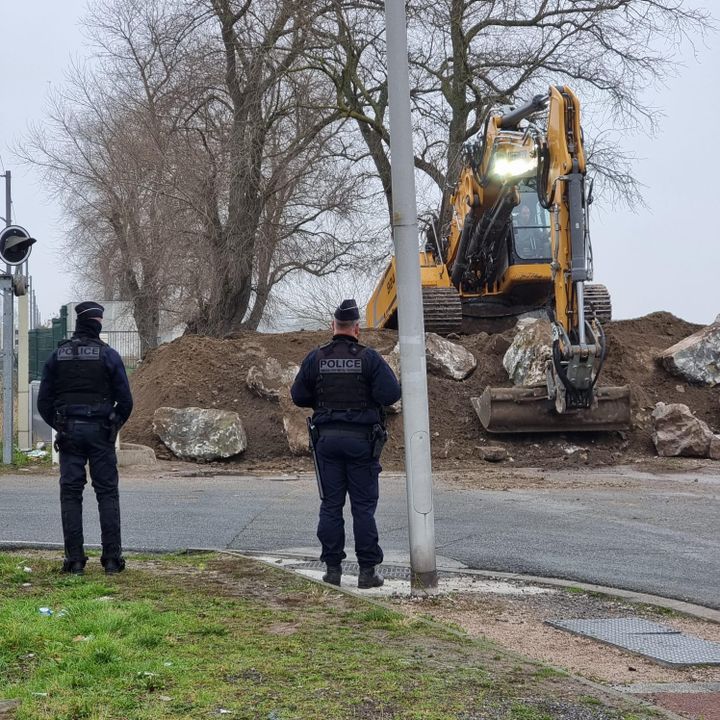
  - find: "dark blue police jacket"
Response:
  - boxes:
[291,334,401,426]
[37,337,134,430]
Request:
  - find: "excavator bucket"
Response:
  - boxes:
[471,385,631,434]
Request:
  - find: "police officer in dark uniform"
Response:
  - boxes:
[291,299,401,589]
[38,302,133,575]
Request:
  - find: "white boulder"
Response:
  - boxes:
[279,389,311,456]
[425,333,477,381]
[503,318,552,387]
[247,357,300,400]
[651,402,720,459]
[153,407,247,461]
[658,322,720,386]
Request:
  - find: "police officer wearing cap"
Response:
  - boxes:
[38,302,133,575]
[291,299,401,588]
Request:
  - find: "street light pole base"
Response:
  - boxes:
[410,569,439,596]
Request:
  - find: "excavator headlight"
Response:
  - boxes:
[490,155,537,179]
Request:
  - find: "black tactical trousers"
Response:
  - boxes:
[315,431,383,569]
[58,420,122,561]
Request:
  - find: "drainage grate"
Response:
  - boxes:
[547,617,720,667]
[288,561,431,581]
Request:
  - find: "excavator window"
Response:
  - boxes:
[512,193,551,261]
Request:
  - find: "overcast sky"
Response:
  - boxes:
[1,2,718,326]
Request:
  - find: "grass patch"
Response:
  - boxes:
[0,444,51,471]
[532,666,565,679]
[0,552,657,720]
[508,704,554,720]
[639,603,678,618]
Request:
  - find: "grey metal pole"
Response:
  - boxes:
[384,0,438,593]
[2,171,12,463]
[2,278,13,463]
[18,278,30,450]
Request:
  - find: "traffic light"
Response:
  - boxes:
[0,225,36,266]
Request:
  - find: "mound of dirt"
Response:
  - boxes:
[122,312,719,470]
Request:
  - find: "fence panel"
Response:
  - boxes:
[101,331,142,371]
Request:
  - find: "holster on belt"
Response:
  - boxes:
[103,411,120,445]
[370,424,388,459]
[53,412,73,453]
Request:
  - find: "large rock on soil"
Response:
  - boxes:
[503,318,552,387]
[425,332,477,380]
[658,322,720,386]
[153,407,247,461]
[384,334,475,409]
[651,402,720,459]
[247,357,299,400]
[279,389,311,456]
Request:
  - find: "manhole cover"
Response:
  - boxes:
[547,617,720,667]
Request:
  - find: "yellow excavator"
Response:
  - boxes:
[366,85,630,433]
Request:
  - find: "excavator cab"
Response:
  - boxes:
[511,188,552,263]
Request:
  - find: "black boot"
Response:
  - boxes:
[358,566,384,589]
[102,556,126,575]
[62,556,87,575]
[322,565,342,586]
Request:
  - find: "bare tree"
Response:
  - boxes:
[23,0,381,341]
[182,54,370,332]
[20,81,187,355]
[313,0,711,226]
[20,0,205,355]
[271,261,383,330]
[179,0,356,335]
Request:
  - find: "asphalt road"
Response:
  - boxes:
[1,465,718,609]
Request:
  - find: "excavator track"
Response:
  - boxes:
[422,288,463,334]
[584,283,612,323]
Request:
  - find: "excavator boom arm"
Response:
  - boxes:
[366,83,630,431]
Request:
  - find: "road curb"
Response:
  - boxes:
[453,567,720,624]
[233,547,720,624]
[3,540,718,624]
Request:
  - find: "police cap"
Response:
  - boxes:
[75,301,105,320]
[334,299,360,322]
